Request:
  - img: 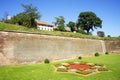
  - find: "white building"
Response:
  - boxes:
[7,16,12,20]
[37,21,53,31]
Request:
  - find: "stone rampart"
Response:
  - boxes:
[105,40,120,54]
[0,31,119,65]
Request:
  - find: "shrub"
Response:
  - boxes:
[95,52,100,56]
[44,58,50,64]
[105,52,109,55]
[107,35,111,37]
[78,56,82,59]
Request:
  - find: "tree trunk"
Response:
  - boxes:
[86,30,90,35]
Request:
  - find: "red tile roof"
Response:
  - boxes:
[37,21,53,26]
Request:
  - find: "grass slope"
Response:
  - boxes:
[0,54,120,80]
[0,22,119,40]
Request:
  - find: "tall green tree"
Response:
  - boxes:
[22,4,40,28]
[77,12,102,34]
[53,16,65,31]
[10,4,41,28]
[10,13,27,25]
[67,21,76,32]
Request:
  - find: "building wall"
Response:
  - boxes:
[37,25,53,31]
[0,31,119,65]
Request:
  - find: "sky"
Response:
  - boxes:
[0,0,120,36]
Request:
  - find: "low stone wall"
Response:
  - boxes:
[0,31,119,65]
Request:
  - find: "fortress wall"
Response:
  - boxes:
[0,31,119,65]
[105,40,120,54]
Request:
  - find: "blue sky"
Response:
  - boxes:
[0,0,120,36]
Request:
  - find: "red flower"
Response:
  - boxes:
[69,64,91,70]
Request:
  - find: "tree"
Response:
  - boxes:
[10,13,27,25]
[67,21,76,32]
[76,29,87,34]
[77,12,102,34]
[53,16,65,31]
[53,16,65,26]
[10,4,41,28]
[97,31,105,37]
[22,4,40,28]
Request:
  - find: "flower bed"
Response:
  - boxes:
[54,62,109,75]
[69,64,91,70]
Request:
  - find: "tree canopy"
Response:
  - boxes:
[67,21,76,32]
[10,4,41,28]
[53,16,65,31]
[77,12,102,34]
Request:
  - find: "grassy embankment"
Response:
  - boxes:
[0,22,120,40]
[0,54,119,80]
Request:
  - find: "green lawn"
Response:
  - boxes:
[0,54,120,80]
[0,22,120,40]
